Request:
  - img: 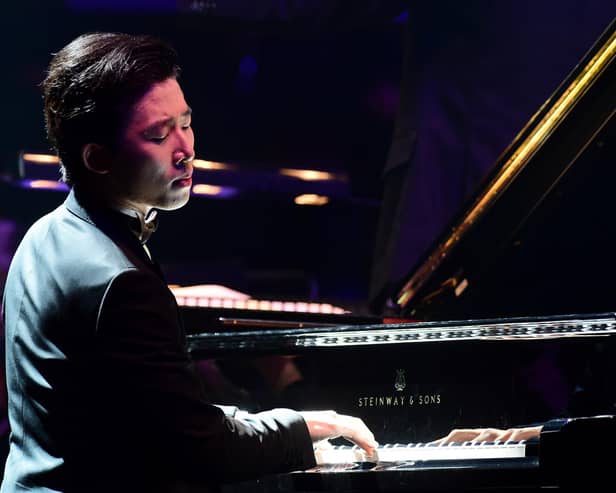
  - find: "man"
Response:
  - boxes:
[0,32,376,493]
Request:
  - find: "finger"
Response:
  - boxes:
[430,429,482,445]
[314,439,334,451]
[470,428,512,443]
[337,415,379,454]
[506,426,543,442]
[430,425,542,446]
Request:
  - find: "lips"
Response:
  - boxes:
[173,175,192,188]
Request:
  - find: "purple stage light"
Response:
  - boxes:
[238,56,258,78]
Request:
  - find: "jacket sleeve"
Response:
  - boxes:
[94,267,316,482]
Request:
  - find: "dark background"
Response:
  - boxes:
[0,0,614,478]
[2,1,613,311]
[0,1,410,308]
[1,1,614,310]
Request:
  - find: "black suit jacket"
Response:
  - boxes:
[1,189,315,493]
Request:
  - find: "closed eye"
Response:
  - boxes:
[180,115,192,130]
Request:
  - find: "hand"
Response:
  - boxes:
[299,410,378,456]
[430,425,543,445]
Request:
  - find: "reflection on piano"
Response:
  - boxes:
[181,17,616,493]
[289,416,616,491]
[314,439,528,465]
[190,314,616,491]
[392,17,616,322]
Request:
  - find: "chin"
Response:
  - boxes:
[158,191,191,211]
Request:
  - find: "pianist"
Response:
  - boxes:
[0,32,377,493]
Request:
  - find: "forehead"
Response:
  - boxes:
[126,78,189,128]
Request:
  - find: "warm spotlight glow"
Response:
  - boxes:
[191,184,238,198]
[24,179,68,191]
[21,153,60,164]
[280,169,344,182]
[170,283,349,314]
[192,184,223,195]
[192,159,235,171]
[294,194,330,206]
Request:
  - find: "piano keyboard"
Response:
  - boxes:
[314,441,528,465]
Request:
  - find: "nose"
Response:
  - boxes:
[172,128,195,169]
[174,154,194,169]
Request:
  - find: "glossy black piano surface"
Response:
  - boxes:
[224,415,615,492]
[189,313,616,440]
[183,16,616,493]
[194,316,616,492]
[391,17,616,322]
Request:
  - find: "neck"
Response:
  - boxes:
[74,182,151,217]
[72,185,158,244]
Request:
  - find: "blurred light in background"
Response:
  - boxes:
[280,169,344,182]
[294,194,329,206]
[191,184,238,198]
[15,152,350,201]
[193,159,236,171]
[393,9,409,24]
[21,153,59,165]
[238,56,258,78]
[19,179,68,191]
[18,152,62,184]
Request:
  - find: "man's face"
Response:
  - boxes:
[107,77,195,215]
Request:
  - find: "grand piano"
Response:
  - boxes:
[181,17,616,492]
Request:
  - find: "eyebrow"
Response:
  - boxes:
[146,107,193,130]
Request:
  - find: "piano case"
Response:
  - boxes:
[185,16,616,493]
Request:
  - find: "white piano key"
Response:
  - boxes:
[314,441,527,465]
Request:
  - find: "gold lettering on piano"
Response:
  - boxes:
[418,394,441,405]
[357,393,441,408]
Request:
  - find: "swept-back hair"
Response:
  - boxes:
[42,32,181,186]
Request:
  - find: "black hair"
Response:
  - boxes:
[42,32,181,186]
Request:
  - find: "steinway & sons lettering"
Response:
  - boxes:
[357,394,441,408]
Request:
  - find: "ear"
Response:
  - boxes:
[82,143,112,175]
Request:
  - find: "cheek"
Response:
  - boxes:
[122,156,154,183]
[126,149,168,179]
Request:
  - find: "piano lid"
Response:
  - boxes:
[393,18,616,321]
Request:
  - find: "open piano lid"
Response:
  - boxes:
[393,18,616,322]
